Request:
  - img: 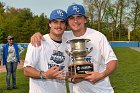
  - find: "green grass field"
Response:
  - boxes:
[111,48,140,93]
[0,47,140,93]
[0,69,29,93]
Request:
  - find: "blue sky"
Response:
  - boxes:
[0,0,83,17]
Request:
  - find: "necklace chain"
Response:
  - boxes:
[52,41,61,50]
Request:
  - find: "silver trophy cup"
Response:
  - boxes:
[66,39,93,79]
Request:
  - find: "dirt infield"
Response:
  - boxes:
[0,60,24,73]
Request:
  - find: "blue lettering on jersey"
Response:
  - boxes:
[85,56,92,63]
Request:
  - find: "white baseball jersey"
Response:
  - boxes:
[63,28,118,93]
[24,34,70,93]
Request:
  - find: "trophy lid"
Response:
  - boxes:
[66,38,90,43]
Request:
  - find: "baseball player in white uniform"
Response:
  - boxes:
[64,4,118,93]
[24,9,70,93]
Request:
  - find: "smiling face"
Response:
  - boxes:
[67,14,87,36]
[49,18,66,40]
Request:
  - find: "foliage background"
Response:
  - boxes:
[0,0,140,44]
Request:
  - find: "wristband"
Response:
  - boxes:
[40,71,43,79]
[70,78,74,83]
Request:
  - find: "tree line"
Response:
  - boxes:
[0,2,49,43]
[84,0,140,41]
[0,0,140,43]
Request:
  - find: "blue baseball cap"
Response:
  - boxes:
[50,9,67,21]
[67,4,86,18]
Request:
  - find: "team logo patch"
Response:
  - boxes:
[50,50,65,64]
[57,10,64,16]
[73,6,80,12]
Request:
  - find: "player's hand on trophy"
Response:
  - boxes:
[42,66,65,80]
[84,71,104,83]
[31,32,44,47]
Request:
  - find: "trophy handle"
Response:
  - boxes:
[85,39,90,42]
[65,49,72,56]
[66,40,70,43]
[86,47,93,54]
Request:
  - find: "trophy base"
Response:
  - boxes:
[67,63,94,79]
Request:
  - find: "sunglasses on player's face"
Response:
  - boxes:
[8,38,14,41]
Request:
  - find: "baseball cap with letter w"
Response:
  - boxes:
[50,9,67,21]
[67,4,86,18]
